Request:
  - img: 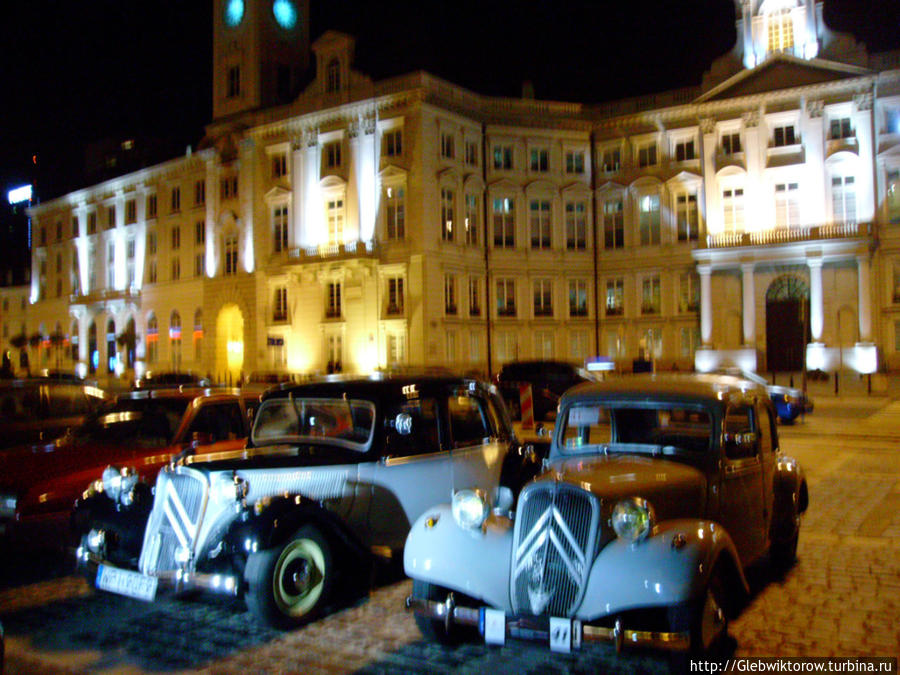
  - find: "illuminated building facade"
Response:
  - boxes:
[7,0,900,382]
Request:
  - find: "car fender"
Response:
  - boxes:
[771,454,807,542]
[577,519,748,620]
[404,504,515,612]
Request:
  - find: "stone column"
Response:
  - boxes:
[741,262,756,345]
[699,264,713,346]
[808,258,823,342]
[857,255,872,342]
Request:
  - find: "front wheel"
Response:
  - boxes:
[244,524,333,629]
[667,569,729,656]
[411,579,478,645]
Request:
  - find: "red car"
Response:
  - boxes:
[0,387,260,550]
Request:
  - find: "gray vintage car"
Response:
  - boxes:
[77,374,526,628]
[405,374,808,656]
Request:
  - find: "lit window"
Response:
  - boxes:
[775,183,800,228]
[386,277,404,315]
[767,9,794,54]
[496,278,516,317]
[639,194,661,245]
[606,279,624,316]
[327,199,344,245]
[831,175,857,225]
[642,276,661,315]
[676,193,699,241]
[722,188,745,233]
[887,169,900,224]
[679,272,699,313]
[603,198,624,250]
[529,199,551,250]
[533,279,553,317]
[464,194,479,245]
[565,200,587,250]
[273,205,289,252]
[492,197,515,248]
[444,274,458,315]
[601,148,620,172]
[385,186,405,240]
[441,188,455,242]
[493,145,513,170]
[569,279,588,318]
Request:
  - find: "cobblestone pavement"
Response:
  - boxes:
[2,413,899,674]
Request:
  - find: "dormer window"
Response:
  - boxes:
[326,58,341,93]
[767,8,794,54]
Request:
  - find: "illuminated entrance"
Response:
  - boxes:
[216,304,244,384]
[765,275,810,372]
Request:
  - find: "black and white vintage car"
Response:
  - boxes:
[405,374,809,656]
[76,374,528,627]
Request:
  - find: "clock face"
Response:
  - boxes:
[272,0,298,30]
[225,0,244,27]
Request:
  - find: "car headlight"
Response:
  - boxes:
[212,473,249,503]
[101,466,139,506]
[0,493,18,519]
[611,497,656,542]
[452,488,489,531]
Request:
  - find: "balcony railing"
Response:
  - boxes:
[705,222,872,249]
[288,240,377,261]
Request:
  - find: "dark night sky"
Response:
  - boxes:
[1,0,898,201]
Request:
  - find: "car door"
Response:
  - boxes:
[444,386,507,496]
[718,402,768,565]
[367,395,451,550]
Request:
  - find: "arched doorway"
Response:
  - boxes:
[765,275,810,372]
[216,304,244,384]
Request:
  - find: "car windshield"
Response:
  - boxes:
[251,397,376,450]
[559,401,713,455]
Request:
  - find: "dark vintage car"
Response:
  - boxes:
[76,374,535,628]
[0,387,259,549]
[713,368,813,423]
[495,360,594,423]
[0,379,109,450]
[133,371,211,390]
[405,374,808,657]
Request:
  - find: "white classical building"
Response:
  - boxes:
[5,0,900,384]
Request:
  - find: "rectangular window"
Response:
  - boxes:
[147,194,157,219]
[327,199,344,245]
[681,326,701,359]
[492,198,515,248]
[326,334,342,373]
[72,215,80,237]
[642,275,661,314]
[194,179,206,205]
[601,148,620,172]
[639,194,661,245]
[894,267,900,304]
[325,142,342,169]
[676,193,699,241]
[829,117,853,140]
[171,226,181,250]
[107,205,116,229]
[221,176,238,199]
[529,199,551,249]
[88,212,97,234]
[606,278,624,316]
[679,272,700,313]
[125,199,136,224]
[195,253,204,277]
[565,201,587,250]
[107,242,115,288]
[272,153,287,178]
[387,333,405,367]
[273,205,289,252]
[603,198,624,249]
[465,194,479,245]
[568,279,588,318]
[444,274,458,315]
[496,278,516,317]
[493,145,513,170]
[170,187,181,213]
[722,188,745,232]
[171,256,181,281]
[147,231,157,255]
[147,260,157,284]
[387,277,404,315]
[767,10,794,53]
[441,188,455,241]
[468,277,482,317]
[535,330,554,359]
[465,141,479,166]
[227,65,241,98]
[773,125,797,147]
[469,331,481,363]
[195,220,206,245]
[385,186,405,240]
[530,148,549,172]
[638,142,657,168]
[722,132,742,154]
[441,133,455,160]
[383,129,402,157]
[446,331,457,363]
[326,282,342,318]
[643,327,663,359]
[775,183,800,227]
[224,235,238,275]
[533,279,553,317]
[894,320,900,352]
[675,139,696,162]
[832,176,857,225]
[273,287,288,321]
[565,151,585,174]
[888,169,900,224]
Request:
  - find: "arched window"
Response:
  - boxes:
[147,314,158,364]
[106,319,117,373]
[170,311,182,370]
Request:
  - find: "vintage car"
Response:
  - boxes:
[494,360,593,423]
[405,374,808,656]
[1,387,258,549]
[713,368,813,423]
[75,374,531,628]
[0,379,109,450]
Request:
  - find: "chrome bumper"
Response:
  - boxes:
[76,547,240,597]
[405,594,690,652]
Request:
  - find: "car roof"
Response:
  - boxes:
[262,373,485,402]
[563,373,768,407]
[114,386,253,402]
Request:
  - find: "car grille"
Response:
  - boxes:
[511,482,600,618]
[139,468,208,576]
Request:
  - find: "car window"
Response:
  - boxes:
[187,402,245,442]
[252,397,375,450]
[724,404,758,460]
[758,404,776,454]
[383,397,440,458]
[447,394,491,448]
[48,387,91,416]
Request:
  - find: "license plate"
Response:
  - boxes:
[549,617,581,653]
[96,564,158,601]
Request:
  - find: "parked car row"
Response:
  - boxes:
[2,367,809,662]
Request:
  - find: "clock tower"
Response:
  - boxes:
[213,0,310,121]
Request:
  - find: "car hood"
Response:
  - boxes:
[536,453,707,519]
